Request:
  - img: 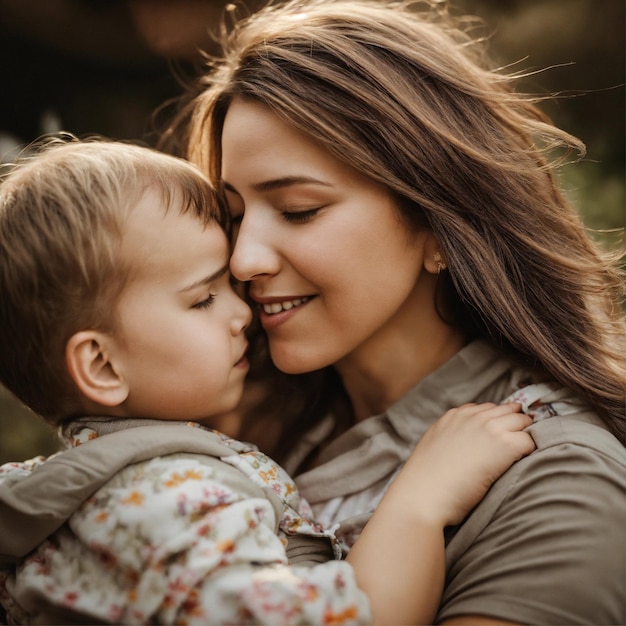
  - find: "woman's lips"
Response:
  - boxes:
[255,295,315,329]
[260,296,311,315]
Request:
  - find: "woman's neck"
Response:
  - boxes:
[336,318,467,423]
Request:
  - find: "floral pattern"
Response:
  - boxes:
[503,381,583,423]
[0,422,370,625]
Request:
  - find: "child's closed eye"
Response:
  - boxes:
[192,293,216,310]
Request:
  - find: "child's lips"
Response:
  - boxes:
[235,344,249,367]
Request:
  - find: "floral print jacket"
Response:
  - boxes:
[0,419,371,625]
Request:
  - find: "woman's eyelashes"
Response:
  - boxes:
[281,207,323,223]
[227,207,322,225]
[225,190,329,227]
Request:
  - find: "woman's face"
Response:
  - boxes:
[221,97,439,376]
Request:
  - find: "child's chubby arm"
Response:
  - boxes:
[346,402,535,626]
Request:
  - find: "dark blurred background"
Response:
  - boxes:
[0,0,624,464]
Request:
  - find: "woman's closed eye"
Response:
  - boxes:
[281,206,324,224]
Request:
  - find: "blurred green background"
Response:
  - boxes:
[0,0,623,464]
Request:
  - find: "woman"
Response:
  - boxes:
[165,0,625,623]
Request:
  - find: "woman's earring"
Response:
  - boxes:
[434,252,447,274]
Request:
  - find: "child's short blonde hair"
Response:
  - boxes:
[0,136,225,424]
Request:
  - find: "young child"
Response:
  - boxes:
[0,137,535,625]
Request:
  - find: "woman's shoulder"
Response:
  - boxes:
[498,382,624,493]
[527,412,623,457]
[442,408,625,625]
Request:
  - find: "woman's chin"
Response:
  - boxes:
[269,344,329,375]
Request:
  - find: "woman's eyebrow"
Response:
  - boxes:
[224,176,331,194]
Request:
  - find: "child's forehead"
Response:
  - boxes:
[122,195,227,265]
[145,173,223,225]
[131,185,217,226]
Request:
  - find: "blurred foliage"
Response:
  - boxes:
[459,0,625,245]
[0,387,60,464]
[0,0,623,464]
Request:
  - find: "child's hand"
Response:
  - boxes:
[386,402,535,528]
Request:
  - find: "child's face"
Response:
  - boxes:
[112,189,251,424]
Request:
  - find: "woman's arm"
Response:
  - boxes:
[347,402,535,625]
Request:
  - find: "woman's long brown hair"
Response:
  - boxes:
[162,0,625,447]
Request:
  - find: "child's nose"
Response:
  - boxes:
[231,295,252,335]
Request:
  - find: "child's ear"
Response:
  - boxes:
[66,330,129,408]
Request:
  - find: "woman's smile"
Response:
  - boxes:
[257,295,314,329]
[260,296,312,315]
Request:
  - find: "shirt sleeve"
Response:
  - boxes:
[438,435,626,625]
[9,452,371,625]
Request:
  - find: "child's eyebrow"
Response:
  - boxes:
[179,264,229,293]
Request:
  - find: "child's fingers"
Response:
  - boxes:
[443,402,496,418]
[485,410,533,432]
[467,406,536,456]
[447,401,522,420]
[514,431,536,456]
[442,402,527,428]
[487,414,536,456]
[467,402,536,432]
[473,401,522,419]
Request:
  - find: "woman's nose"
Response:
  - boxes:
[230,216,281,282]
